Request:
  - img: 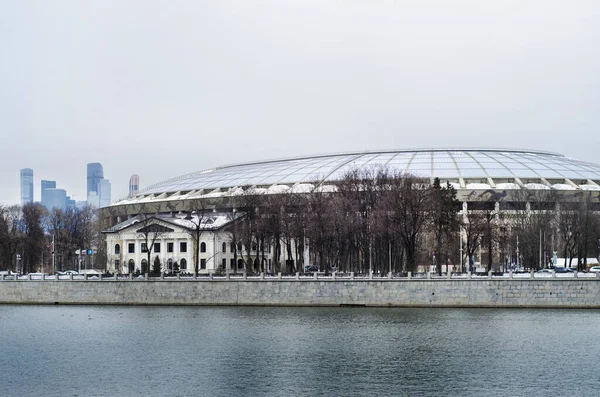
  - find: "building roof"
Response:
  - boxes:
[112,148,600,206]
[103,212,244,234]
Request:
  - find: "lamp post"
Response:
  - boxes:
[459,227,463,273]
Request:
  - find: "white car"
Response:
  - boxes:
[588,266,600,273]
[61,270,79,275]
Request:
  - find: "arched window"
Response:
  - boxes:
[180,258,187,270]
[114,244,121,255]
[141,259,148,274]
[222,242,227,253]
[167,258,173,272]
[237,242,242,252]
[200,242,206,253]
[128,259,135,274]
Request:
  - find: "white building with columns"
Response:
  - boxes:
[103,212,261,274]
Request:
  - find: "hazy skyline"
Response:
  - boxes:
[2,1,599,205]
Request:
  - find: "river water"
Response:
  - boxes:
[0,306,599,396]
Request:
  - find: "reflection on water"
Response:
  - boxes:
[0,306,599,396]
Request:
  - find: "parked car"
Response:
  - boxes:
[304,265,319,273]
[61,270,79,275]
[588,266,600,273]
[536,268,553,273]
[554,267,575,273]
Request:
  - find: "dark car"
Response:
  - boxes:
[554,267,575,273]
[304,265,319,273]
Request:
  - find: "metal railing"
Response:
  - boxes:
[1,271,599,282]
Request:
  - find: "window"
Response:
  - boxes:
[201,259,206,269]
[128,259,135,273]
[167,258,173,272]
[114,259,120,269]
[141,243,148,253]
[222,242,227,253]
[200,242,206,253]
[128,243,135,253]
[180,242,187,253]
[180,258,187,270]
[222,258,227,269]
[154,242,161,253]
[230,243,235,252]
[230,258,235,268]
[167,242,174,253]
[252,244,257,252]
[114,244,121,255]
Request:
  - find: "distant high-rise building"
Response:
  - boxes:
[129,175,139,197]
[66,196,76,209]
[98,179,111,208]
[20,168,34,206]
[87,163,104,196]
[43,188,67,211]
[41,180,57,208]
[87,191,100,208]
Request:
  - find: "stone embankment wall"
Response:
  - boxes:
[1,279,600,308]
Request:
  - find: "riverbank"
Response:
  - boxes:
[1,274,600,307]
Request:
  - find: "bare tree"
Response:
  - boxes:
[136,215,166,274]
[507,189,558,270]
[383,173,431,272]
[21,203,46,274]
[184,199,211,275]
[0,205,23,272]
[223,210,244,274]
[463,211,483,272]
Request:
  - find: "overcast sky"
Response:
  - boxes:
[1,0,599,205]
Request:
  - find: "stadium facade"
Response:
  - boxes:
[101,149,600,274]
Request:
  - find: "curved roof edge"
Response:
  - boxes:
[139,148,565,195]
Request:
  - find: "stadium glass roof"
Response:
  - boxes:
[135,149,600,198]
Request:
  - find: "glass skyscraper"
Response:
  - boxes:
[87,162,111,208]
[20,168,33,206]
[41,180,57,209]
[87,163,104,195]
[43,188,67,211]
[129,174,139,197]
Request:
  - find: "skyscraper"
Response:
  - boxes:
[41,180,57,208]
[20,168,34,206]
[87,163,104,196]
[43,188,67,211]
[87,191,100,208]
[98,179,111,208]
[129,174,139,197]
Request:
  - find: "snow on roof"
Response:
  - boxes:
[445,182,461,189]
[290,183,314,193]
[168,212,244,230]
[551,183,576,190]
[314,185,338,193]
[104,212,244,233]
[466,183,491,189]
[267,185,290,194]
[525,183,550,190]
[495,183,520,190]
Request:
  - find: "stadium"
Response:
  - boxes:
[100,148,600,275]
[104,148,600,219]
